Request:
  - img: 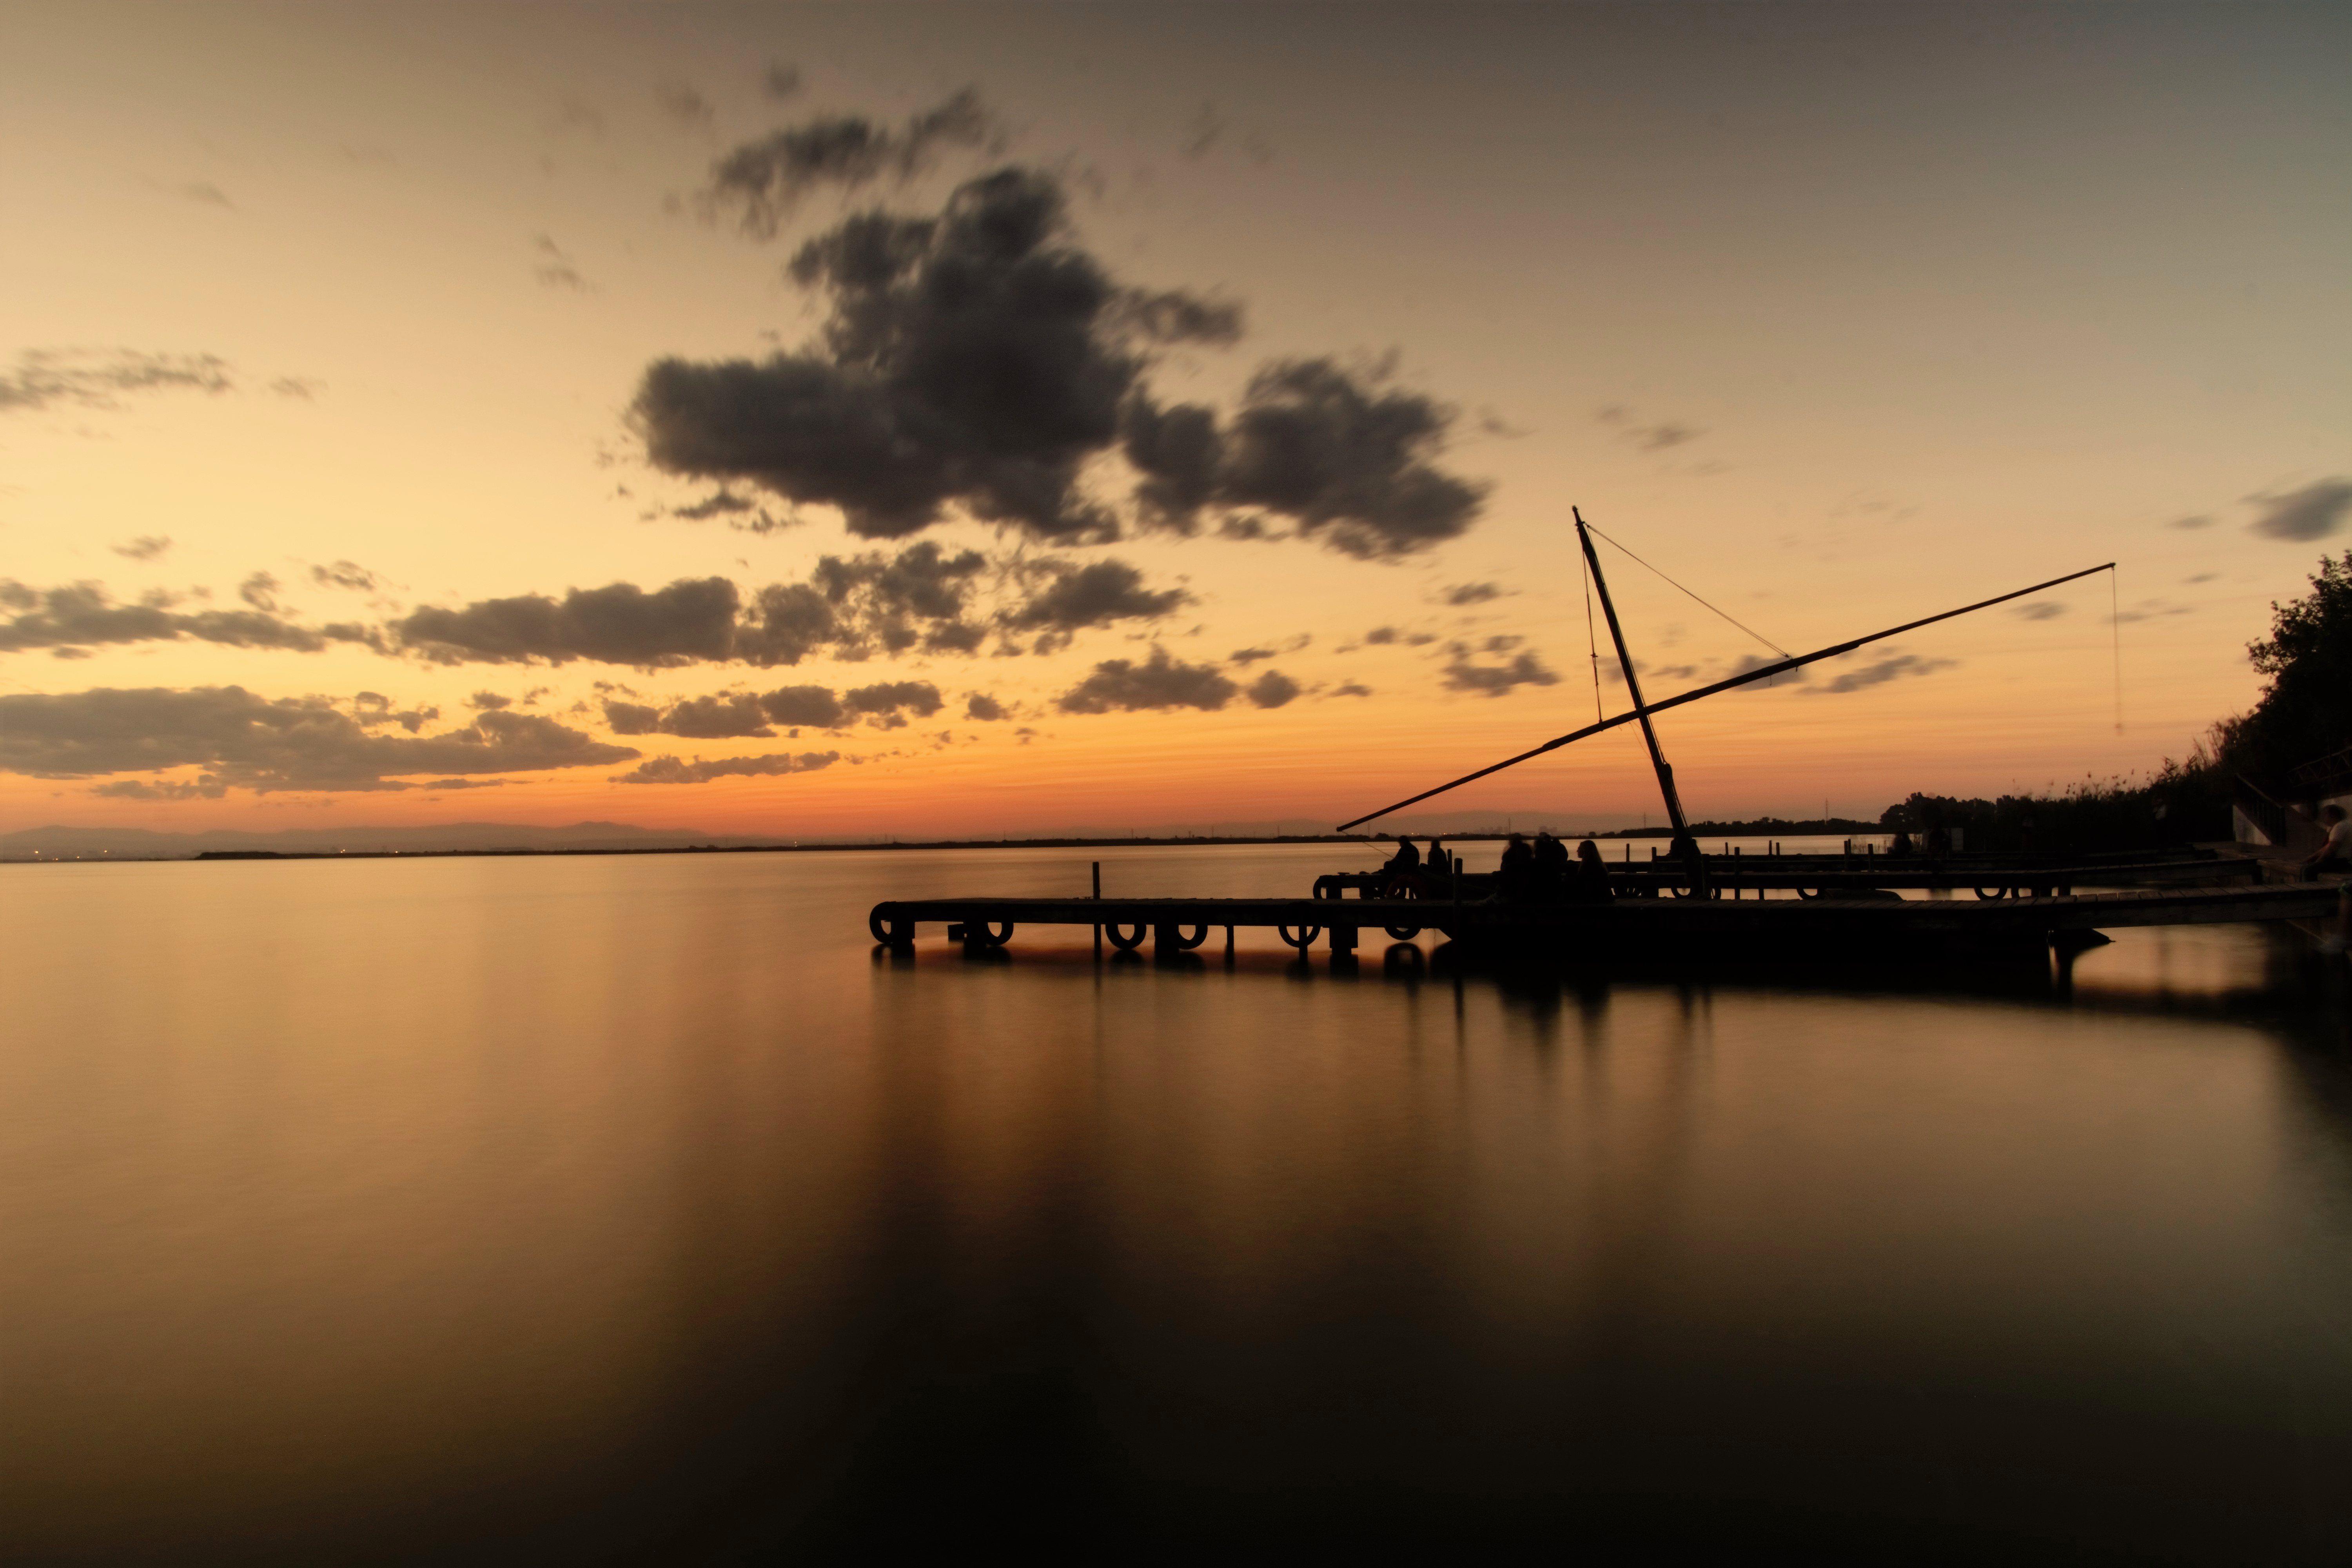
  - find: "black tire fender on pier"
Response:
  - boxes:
[964,919,1014,948]
[1161,924,1209,950]
[868,904,906,944]
[1975,885,2011,901]
[1384,924,1422,940]
[1277,923,1323,949]
[1106,923,1147,951]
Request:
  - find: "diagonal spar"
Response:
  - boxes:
[1335,560,2116,833]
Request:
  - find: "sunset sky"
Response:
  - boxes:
[3,1,2345,839]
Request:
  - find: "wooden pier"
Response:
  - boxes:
[868,880,2346,963]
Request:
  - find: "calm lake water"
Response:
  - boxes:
[4,844,2350,1563]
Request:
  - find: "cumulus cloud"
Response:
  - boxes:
[90,775,227,800]
[0,349,234,413]
[2246,479,2352,542]
[0,580,376,656]
[310,560,380,593]
[0,687,637,791]
[642,138,1480,557]
[1330,681,1374,697]
[705,89,995,235]
[601,680,941,739]
[613,750,842,785]
[350,691,439,732]
[111,536,172,561]
[392,577,740,666]
[239,572,280,612]
[998,557,1189,650]
[964,691,1007,720]
[1808,652,1956,695]
[1055,646,1238,713]
[1439,643,1560,697]
[1229,645,1275,664]
[396,541,1185,670]
[467,690,512,710]
[1440,582,1505,606]
[1245,670,1300,708]
[1124,358,1485,558]
[2012,601,2067,621]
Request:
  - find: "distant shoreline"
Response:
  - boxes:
[4,821,1893,866]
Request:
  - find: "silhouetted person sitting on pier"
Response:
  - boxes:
[1384,836,1422,874]
[1573,837,1614,902]
[1425,838,1453,881]
[1533,831,1570,898]
[1890,830,1915,858]
[1498,833,1536,900]
[1925,824,1951,859]
[2304,804,2351,880]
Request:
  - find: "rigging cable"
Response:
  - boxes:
[1581,540,1604,724]
[1585,521,1790,658]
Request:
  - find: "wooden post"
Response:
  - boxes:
[1092,860,1102,961]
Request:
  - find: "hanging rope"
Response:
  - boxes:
[1585,522,1790,658]
[1581,541,1604,723]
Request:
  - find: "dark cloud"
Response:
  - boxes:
[1440,581,1505,606]
[650,126,1483,557]
[645,166,1171,541]
[2012,601,2067,621]
[600,680,938,739]
[643,693,773,739]
[0,580,375,656]
[466,691,513,710]
[90,775,227,800]
[2246,479,2352,542]
[1363,626,1399,645]
[111,536,172,561]
[1055,647,1237,713]
[1330,681,1374,698]
[1596,404,1704,452]
[0,349,234,413]
[1229,645,1276,664]
[2168,515,2214,531]
[310,560,380,593]
[762,63,802,101]
[759,684,846,727]
[1124,358,1485,558]
[704,89,995,236]
[842,681,943,719]
[964,691,1007,720]
[533,233,593,292]
[999,558,1188,649]
[1245,670,1300,709]
[670,488,788,532]
[239,572,280,613]
[350,691,439,733]
[392,577,740,667]
[0,687,637,791]
[612,750,842,785]
[396,544,1176,670]
[655,83,715,132]
[1440,644,1561,697]
[1809,653,1956,695]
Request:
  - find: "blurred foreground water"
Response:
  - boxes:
[4,844,2349,1563]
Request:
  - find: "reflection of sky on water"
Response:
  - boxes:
[2,846,2347,1559]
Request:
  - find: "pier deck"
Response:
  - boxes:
[869,880,2345,960]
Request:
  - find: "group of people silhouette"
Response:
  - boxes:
[1382,833,1616,904]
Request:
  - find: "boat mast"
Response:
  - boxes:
[1575,508,1691,845]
